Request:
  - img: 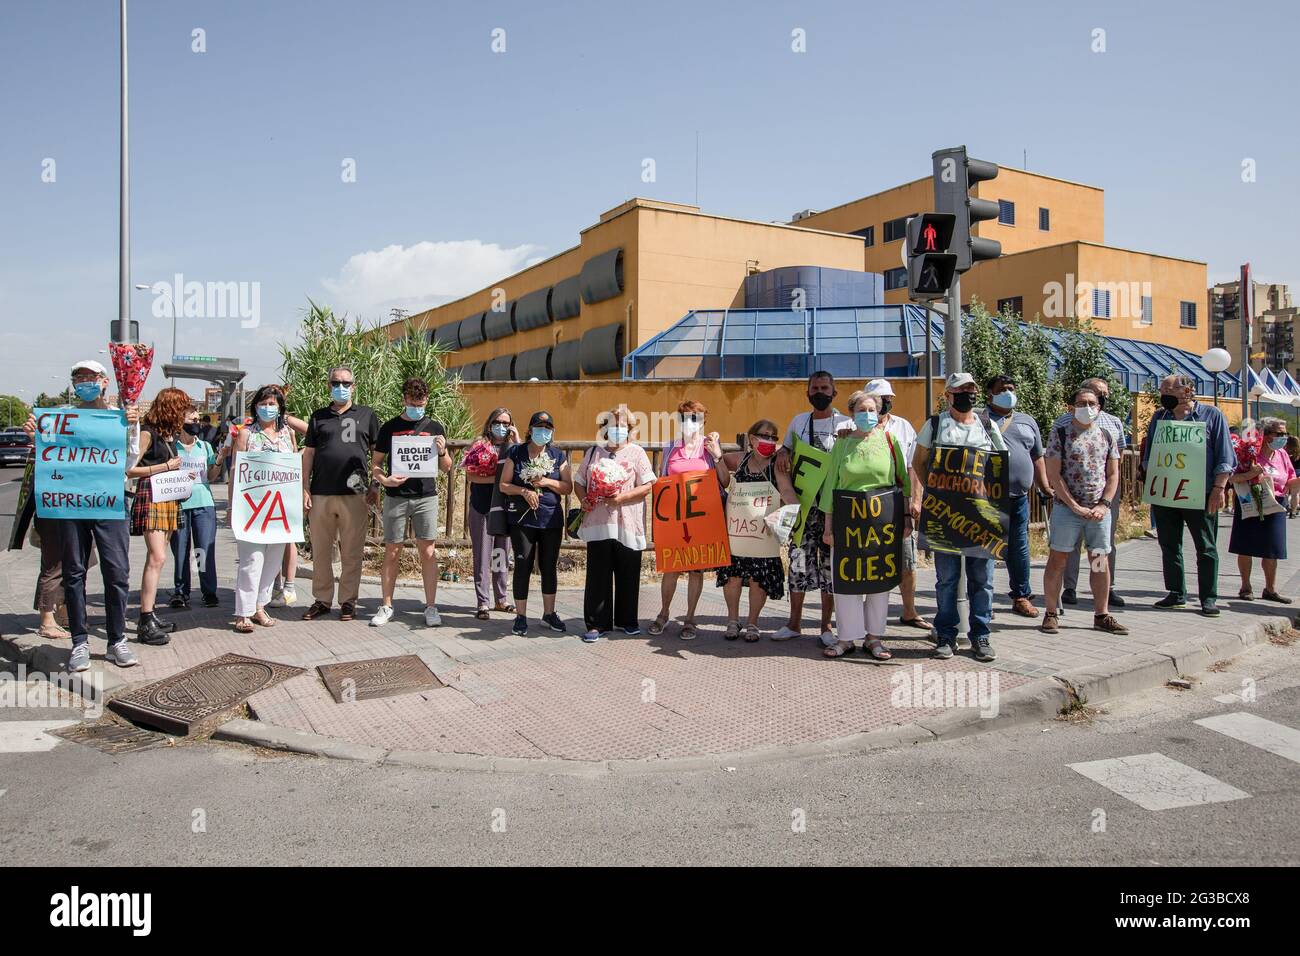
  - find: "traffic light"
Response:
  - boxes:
[906,213,957,301]
[932,146,1002,273]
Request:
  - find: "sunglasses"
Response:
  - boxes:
[330,379,353,387]
[752,433,779,442]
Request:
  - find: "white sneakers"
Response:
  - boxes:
[770,625,801,642]
[106,640,138,667]
[68,643,90,672]
[370,605,394,627]
[268,583,298,608]
[424,605,441,627]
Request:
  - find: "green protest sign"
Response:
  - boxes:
[1142,419,1206,510]
[788,436,830,546]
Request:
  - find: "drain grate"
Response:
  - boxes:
[51,721,174,754]
[317,655,444,703]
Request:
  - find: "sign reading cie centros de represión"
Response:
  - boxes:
[918,446,1010,561]
[231,451,304,544]
[33,408,129,521]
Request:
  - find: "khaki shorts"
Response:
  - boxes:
[902,532,917,571]
[382,495,440,544]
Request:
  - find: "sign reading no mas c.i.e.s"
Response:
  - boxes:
[919,445,1010,561]
[832,488,903,594]
[1142,419,1207,510]
[34,408,128,521]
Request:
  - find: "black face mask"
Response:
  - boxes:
[1160,394,1179,412]
[808,393,833,412]
[950,392,976,413]
[183,423,202,436]
[879,397,893,417]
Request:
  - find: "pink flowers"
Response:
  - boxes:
[583,457,629,509]
[461,438,499,477]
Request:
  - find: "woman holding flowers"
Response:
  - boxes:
[574,406,657,643]
[464,406,520,619]
[1229,416,1297,603]
[499,411,572,635]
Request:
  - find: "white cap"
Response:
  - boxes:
[864,378,895,397]
[945,371,976,390]
[71,359,108,377]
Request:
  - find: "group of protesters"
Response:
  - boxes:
[20,355,1297,672]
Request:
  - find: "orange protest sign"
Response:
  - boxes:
[652,470,731,573]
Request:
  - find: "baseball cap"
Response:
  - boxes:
[528,411,555,429]
[945,372,976,390]
[864,378,895,397]
[71,359,107,377]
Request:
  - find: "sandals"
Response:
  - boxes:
[679,621,698,641]
[38,623,69,640]
[1262,589,1293,605]
[647,613,669,636]
[724,621,741,641]
[742,624,761,643]
[233,618,255,634]
[251,611,275,627]
[494,602,516,614]
[899,615,932,630]
[475,608,491,620]
[823,640,855,659]
[863,638,892,661]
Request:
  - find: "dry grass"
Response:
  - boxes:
[1270,627,1299,647]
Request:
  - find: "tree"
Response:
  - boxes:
[960,298,1059,434]
[1055,316,1134,430]
[35,388,74,408]
[0,395,32,429]
[277,299,474,439]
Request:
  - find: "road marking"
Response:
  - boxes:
[0,720,77,753]
[1068,753,1251,811]
[1194,712,1300,766]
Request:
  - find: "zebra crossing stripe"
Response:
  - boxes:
[1194,712,1300,766]
[1068,752,1251,811]
[0,720,77,753]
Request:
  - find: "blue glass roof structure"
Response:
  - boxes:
[624,305,1241,398]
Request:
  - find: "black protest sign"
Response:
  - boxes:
[832,488,903,595]
[918,445,1009,560]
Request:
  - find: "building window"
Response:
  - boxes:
[1180,301,1197,328]
[998,200,1015,225]
[883,267,908,291]
[883,215,914,243]
[852,225,875,247]
[1141,296,1153,326]
[1038,207,1050,231]
[1092,288,1111,319]
[997,296,1023,316]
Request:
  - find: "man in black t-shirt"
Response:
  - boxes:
[301,365,380,622]
[369,377,451,627]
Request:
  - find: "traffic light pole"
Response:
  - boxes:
[945,275,962,375]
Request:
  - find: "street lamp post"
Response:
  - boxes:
[1201,348,1231,410]
[136,282,177,385]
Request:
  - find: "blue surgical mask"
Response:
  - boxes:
[73,381,103,402]
[531,427,553,445]
[607,425,629,444]
[331,384,352,403]
[256,404,279,422]
[854,411,878,432]
[1270,436,1288,451]
[404,405,426,420]
[491,424,509,439]
[990,390,1017,411]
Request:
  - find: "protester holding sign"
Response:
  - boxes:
[24,359,139,671]
[126,387,192,645]
[647,399,723,641]
[1040,386,1127,637]
[914,372,1010,663]
[574,406,656,642]
[368,377,450,629]
[464,406,519,620]
[168,407,222,610]
[229,385,300,633]
[819,392,910,660]
[1138,374,1235,616]
[1229,417,1297,604]
[773,371,852,644]
[715,420,797,641]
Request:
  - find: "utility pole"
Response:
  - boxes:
[1240,263,1252,420]
[114,0,132,344]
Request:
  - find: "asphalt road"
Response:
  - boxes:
[1,640,1296,866]
[0,468,25,547]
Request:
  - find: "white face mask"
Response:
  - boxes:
[1074,405,1099,425]
[680,417,702,437]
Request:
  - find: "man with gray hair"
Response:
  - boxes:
[1138,374,1235,616]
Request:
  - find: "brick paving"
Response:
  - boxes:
[2,492,1296,762]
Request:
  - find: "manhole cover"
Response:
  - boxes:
[51,721,174,754]
[109,653,304,736]
[317,655,444,703]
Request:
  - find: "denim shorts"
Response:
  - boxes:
[382,495,440,543]
[1048,506,1112,555]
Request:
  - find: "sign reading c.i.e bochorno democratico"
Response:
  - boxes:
[918,445,1010,560]
[232,451,304,544]
[33,408,129,521]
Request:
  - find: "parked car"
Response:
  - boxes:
[0,428,33,467]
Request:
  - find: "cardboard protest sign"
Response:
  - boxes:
[1142,419,1206,510]
[149,469,195,503]
[725,479,781,558]
[652,470,730,573]
[390,435,439,477]
[918,446,1009,560]
[832,489,903,594]
[180,447,210,484]
[232,451,304,544]
[788,436,831,546]
[34,408,128,521]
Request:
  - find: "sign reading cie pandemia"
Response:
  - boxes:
[832,489,903,594]
[788,436,831,546]
[651,470,730,573]
[919,446,1010,560]
[232,451,304,544]
[33,408,128,521]
[1142,419,1206,510]
[389,435,439,478]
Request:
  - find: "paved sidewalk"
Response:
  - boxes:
[2,493,1297,763]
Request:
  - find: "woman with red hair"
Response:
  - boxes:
[126,386,190,644]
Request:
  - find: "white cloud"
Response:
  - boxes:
[320,239,545,319]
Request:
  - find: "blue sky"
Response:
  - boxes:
[2,0,1296,403]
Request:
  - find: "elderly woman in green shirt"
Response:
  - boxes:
[820,391,911,660]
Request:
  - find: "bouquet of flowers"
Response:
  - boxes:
[108,341,154,453]
[518,453,554,486]
[461,438,500,477]
[1231,429,1269,520]
[583,457,630,509]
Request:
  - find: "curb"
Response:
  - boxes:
[0,631,133,698]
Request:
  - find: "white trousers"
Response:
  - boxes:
[833,591,890,641]
[236,541,287,617]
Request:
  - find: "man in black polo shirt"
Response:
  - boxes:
[301,365,379,622]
